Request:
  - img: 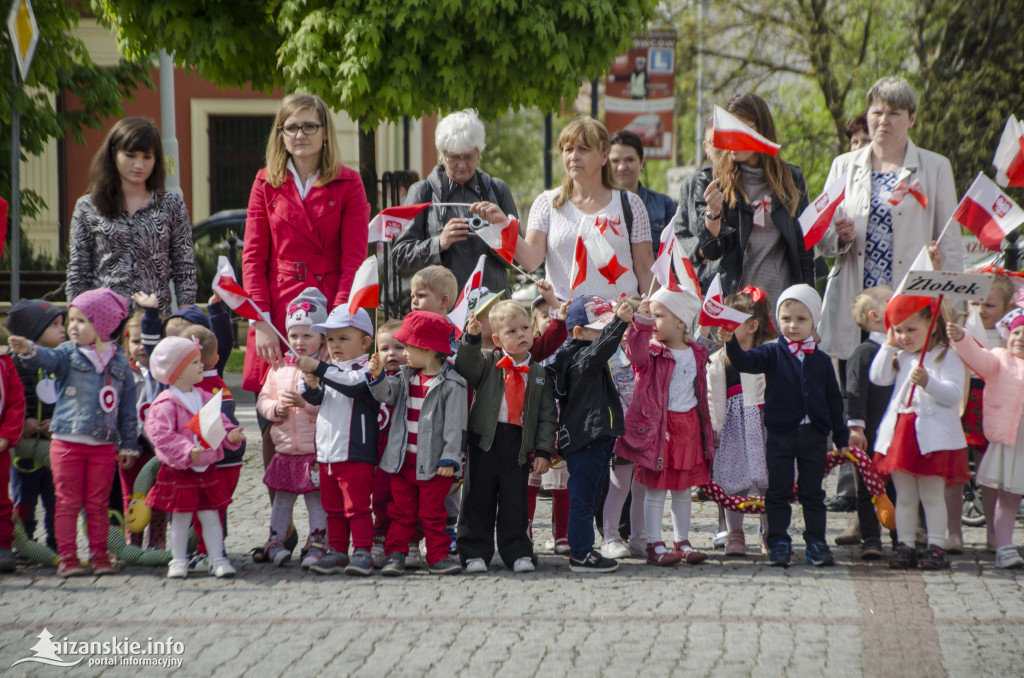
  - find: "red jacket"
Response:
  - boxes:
[241,166,370,391]
[0,355,26,448]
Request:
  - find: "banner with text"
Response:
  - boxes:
[605,29,677,160]
[901,270,994,304]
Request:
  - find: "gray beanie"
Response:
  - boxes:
[285,288,330,332]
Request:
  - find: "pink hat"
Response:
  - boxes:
[150,336,201,385]
[69,288,130,341]
[394,311,455,355]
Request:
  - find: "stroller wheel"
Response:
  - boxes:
[961,483,986,527]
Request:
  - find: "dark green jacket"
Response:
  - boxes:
[453,334,556,465]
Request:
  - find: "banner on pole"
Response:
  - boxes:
[900,270,994,304]
[604,29,677,160]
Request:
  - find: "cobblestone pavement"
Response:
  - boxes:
[1,373,1022,677]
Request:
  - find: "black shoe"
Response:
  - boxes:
[919,545,951,570]
[768,541,791,568]
[823,496,856,512]
[381,552,406,577]
[569,550,619,573]
[860,540,884,561]
[428,557,463,575]
[889,542,918,569]
[804,541,835,567]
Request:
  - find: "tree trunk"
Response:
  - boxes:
[358,117,378,214]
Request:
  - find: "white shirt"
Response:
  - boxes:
[287,159,320,201]
[667,348,697,412]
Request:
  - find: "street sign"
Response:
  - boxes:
[8,0,38,82]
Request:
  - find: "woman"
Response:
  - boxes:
[241,93,370,392]
[609,129,676,249]
[516,117,654,299]
[391,109,517,301]
[818,76,963,360]
[694,94,813,311]
[67,118,195,315]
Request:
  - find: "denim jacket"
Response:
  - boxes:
[21,341,138,451]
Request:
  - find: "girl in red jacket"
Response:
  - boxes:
[0,352,27,572]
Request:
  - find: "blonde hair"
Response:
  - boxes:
[489,299,529,327]
[553,117,623,209]
[990,274,1016,308]
[181,325,218,369]
[852,285,893,329]
[265,93,342,188]
[411,266,458,311]
[122,310,144,353]
[376,319,403,340]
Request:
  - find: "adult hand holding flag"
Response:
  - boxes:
[952,173,1024,251]
[185,391,227,451]
[368,202,431,243]
[798,172,847,250]
[699,274,752,331]
[713,105,781,157]
[347,256,379,315]
[447,255,486,338]
[993,115,1024,188]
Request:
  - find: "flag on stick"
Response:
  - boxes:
[952,173,1024,251]
[993,115,1024,188]
[185,391,227,450]
[474,217,519,264]
[699,274,753,331]
[799,173,846,250]
[582,229,630,285]
[347,257,379,315]
[212,256,264,321]
[713,105,781,156]
[447,255,486,338]
[367,202,431,243]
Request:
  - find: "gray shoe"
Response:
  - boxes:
[381,552,406,577]
[428,557,463,575]
[345,548,373,576]
[0,548,15,573]
[309,548,349,575]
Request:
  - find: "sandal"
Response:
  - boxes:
[250,546,270,563]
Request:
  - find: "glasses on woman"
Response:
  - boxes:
[279,123,322,137]
[443,151,479,166]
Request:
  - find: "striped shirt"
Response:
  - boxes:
[406,372,429,454]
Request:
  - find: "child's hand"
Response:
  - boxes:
[117,453,136,470]
[189,446,203,464]
[368,353,383,379]
[303,372,320,389]
[436,465,455,478]
[280,390,305,408]
[615,298,634,323]
[0,438,8,453]
[297,356,319,374]
[275,402,288,417]
[637,299,651,318]
[910,365,929,387]
[531,456,550,475]
[536,279,559,308]
[946,322,964,342]
[6,335,31,355]
[885,326,899,347]
[227,428,246,444]
[131,291,159,309]
[556,300,570,320]
[38,419,51,437]
[466,312,482,336]
[927,240,943,269]
[208,292,222,306]
[849,427,867,451]
[23,418,40,438]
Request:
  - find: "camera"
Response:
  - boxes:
[466,214,487,230]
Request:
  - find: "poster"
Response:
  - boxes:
[605,29,677,160]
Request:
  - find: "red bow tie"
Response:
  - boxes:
[788,338,816,355]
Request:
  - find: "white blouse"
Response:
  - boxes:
[667,348,697,412]
[528,188,651,300]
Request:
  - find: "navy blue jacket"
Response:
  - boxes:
[725,335,849,447]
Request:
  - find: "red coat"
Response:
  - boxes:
[241,166,370,391]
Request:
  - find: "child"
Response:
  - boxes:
[6,299,65,553]
[367,311,467,576]
[0,330,26,572]
[843,286,895,559]
[870,296,968,570]
[615,289,714,565]
[949,312,1024,568]
[144,336,244,578]
[454,300,557,573]
[726,284,848,568]
[8,289,138,577]
[708,288,775,557]
[410,265,458,315]
[551,295,634,573]
[297,307,380,576]
[371,320,408,567]
[255,289,330,568]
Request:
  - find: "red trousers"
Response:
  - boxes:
[386,456,450,565]
[0,448,12,549]
[321,460,374,552]
[51,439,117,560]
[194,465,242,555]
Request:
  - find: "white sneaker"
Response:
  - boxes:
[209,557,236,578]
[406,543,426,569]
[166,559,188,579]
[601,538,630,559]
[995,545,1024,569]
[713,530,728,549]
[513,557,535,573]
[370,540,386,568]
[627,536,648,558]
[465,557,487,574]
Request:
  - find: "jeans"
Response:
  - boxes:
[765,425,827,548]
[565,436,615,560]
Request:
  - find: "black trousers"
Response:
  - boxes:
[456,424,533,568]
[765,424,828,547]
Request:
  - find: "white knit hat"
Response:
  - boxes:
[776,284,822,328]
[650,288,702,328]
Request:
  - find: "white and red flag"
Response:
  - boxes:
[212,256,265,322]
[447,254,486,338]
[474,217,519,264]
[347,256,379,315]
[952,173,1024,251]
[570,236,588,294]
[651,228,683,292]
[699,274,753,331]
[367,202,431,243]
[798,172,847,250]
[582,228,630,285]
[186,391,227,450]
[713,105,781,157]
[993,114,1024,188]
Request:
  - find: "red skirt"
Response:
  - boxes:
[635,409,710,491]
[147,465,232,513]
[874,413,971,487]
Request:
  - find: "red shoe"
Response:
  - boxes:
[674,540,708,564]
[90,552,117,576]
[646,542,682,566]
[57,556,88,578]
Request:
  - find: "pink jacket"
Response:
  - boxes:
[614,314,714,471]
[145,388,240,471]
[952,334,1024,445]
[255,349,325,456]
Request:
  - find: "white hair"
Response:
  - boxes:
[435,109,486,155]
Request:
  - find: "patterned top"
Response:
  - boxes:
[528,188,651,299]
[863,171,901,289]
[405,372,429,454]
[67,192,196,315]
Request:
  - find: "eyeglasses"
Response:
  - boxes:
[279,123,322,137]
[443,151,479,166]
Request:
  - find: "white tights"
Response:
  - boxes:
[724,485,768,534]
[892,471,947,548]
[643,488,692,546]
[169,511,222,562]
[602,465,646,541]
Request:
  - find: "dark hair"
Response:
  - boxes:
[88,118,165,219]
[397,171,420,191]
[844,110,868,140]
[609,129,645,162]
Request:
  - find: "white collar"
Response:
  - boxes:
[202,369,218,378]
[80,344,114,373]
[286,159,320,200]
[868,331,887,345]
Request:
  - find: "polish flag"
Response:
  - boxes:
[993,115,1024,188]
[583,229,630,285]
[347,256,379,315]
[570,236,588,293]
[212,256,265,322]
[952,173,1024,251]
[699,274,753,332]
[713,105,781,157]
[671,233,704,302]
[447,254,486,338]
[798,173,847,250]
[474,217,519,264]
[185,391,227,450]
[651,229,682,292]
[367,202,432,243]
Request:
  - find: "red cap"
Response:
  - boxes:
[394,311,455,355]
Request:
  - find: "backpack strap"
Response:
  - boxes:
[620,190,633,240]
